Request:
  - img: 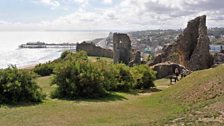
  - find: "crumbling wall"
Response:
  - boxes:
[76,42,113,58]
[129,50,141,66]
[113,33,132,65]
[151,15,213,71]
[151,43,180,66]
[132,50,141,65]
[177,15,212,70]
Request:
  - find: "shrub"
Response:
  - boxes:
[94,60,119,91]
[115,64,135,92]
[51,51,157,99]
[60,50,72,59]
[94,60,135,92]
[63,50,88,61]
[52,60,107,99]
[0,66,45,104]
[33,62,54,76]
[60,50,87,60]
[131,65,156,89]
[33,51,88,77]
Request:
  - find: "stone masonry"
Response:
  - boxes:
[177,15,212,70]
[76,42,113,58]
[113,33,132,65]
[151,15,213,71]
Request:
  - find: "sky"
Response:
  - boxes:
[0,0,224,31]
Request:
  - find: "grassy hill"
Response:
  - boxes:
[0,64,224,125]
[162,64,224,125]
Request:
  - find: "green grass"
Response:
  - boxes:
[154,78,170,90]
[0,75,183,126]
[35,76,55,97]
[152,64,224,125]
[0,94,184,126]
[1,65,224,125]
[88,56,113,63]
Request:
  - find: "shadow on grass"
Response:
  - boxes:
[0,101,43,108]
[53,88,162,103]
[55,92,128,103]
[75,93,128,103]
[137,88,162,94]
[49,91,129,103]
[1,88,163,108]
[122,90,139,96]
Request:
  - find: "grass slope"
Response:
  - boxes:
[154,64,224,125]
[0,64,224,125]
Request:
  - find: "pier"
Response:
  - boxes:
[19,42,77,49]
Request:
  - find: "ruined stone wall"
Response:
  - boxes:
[132,50,141,65]
[151,43,180,66]
[113,33,132,65]
[76,42,113,58]
[129,50,141,66]
[151,15,213,71]
[177,15,212,70]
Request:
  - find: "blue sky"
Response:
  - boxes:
[0,0,224,31]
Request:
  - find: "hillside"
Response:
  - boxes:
[153,64,224,125]
[0,65,224,125]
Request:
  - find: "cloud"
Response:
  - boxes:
[38,0,60,9]
[101,0,113,4]
[71,0,89,8]
[1,0,224,30]
[37,0,224,30]
[73,0,88,4]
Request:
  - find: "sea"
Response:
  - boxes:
[0,31,109,69]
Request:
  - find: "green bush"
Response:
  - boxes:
[60,50,72,59]
[60,50,87,60]
[131,65,156,89]
[94,60,119,91]
[93,60,134,92]
[51,51,156,99]
[33,51,88,77]
[114,64,134,92]
[33,62,54,76]
[0,66,45,104]
[62,50,88,61]
[52,60,107,99]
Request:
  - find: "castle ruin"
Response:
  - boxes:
[151,15,213,71]
[113,33,132,65]
[76,42,113,58]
